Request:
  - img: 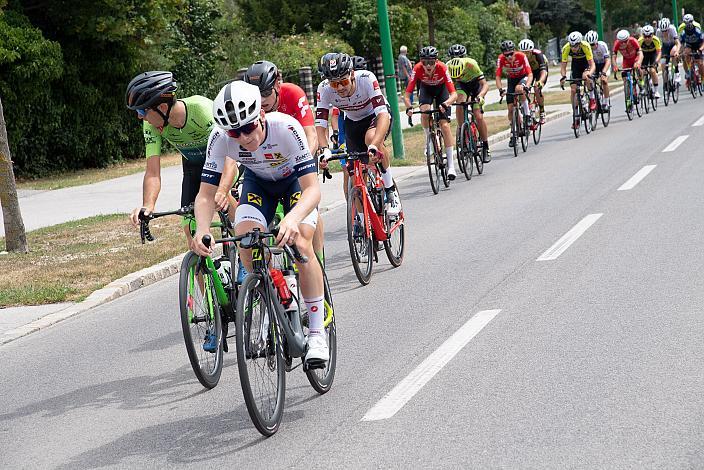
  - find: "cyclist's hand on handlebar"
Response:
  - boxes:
[368,144,382,163]
[405,107,413,117]
[131,206,151,226]
[276,214,301,248]
[318,147,333,169]
[192,231,213,257]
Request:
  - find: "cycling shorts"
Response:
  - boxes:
[570,59,589,80]
[661,43,675,62]
[235,168,317,229]
[529,69,548,87]
[456,80,484,111]
[642,51,658,67]
[344,105,392,155]
[506,75,528,104]
[595,62,608,75]
[181,158,204,208]
[419,83,451,120]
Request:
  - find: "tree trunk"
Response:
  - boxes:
[426,5,435,46]
[0,96,28,253]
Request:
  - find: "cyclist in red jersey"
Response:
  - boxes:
[612,29,643,91]
[403,46,458,179]
[495,40,533,147]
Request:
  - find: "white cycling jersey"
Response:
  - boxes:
[658,25,679,46]
[592,41,611,64]
[315,70,388,127]
[202,112,316,185]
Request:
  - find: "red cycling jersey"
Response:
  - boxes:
[277,82,314,127]
[406,61,456,93]
[495,52,532,79]
[612,37,640,60]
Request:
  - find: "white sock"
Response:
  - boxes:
[381,167,394,188]
[522,101,529,115]
[445,147,454,169]
[304,295,325,336]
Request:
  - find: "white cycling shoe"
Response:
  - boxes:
[305,334,329,369]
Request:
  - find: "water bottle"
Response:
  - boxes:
[270,269,292,308]
[216,259,231,287]
[236,263,247,284]
[283,270,299,313]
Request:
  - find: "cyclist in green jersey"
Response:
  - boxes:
[125,71,233,245]
[446,56,491,162]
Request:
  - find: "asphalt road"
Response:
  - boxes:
[3,90,704,469]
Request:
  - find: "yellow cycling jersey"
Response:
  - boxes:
[678,21,702,34]
[638,35,662,53]
[561,41,593,62]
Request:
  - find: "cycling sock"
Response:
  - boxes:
[445,147,454,168]
[381,167,394,188]
[304,295,325,336]
[522,101,530,115]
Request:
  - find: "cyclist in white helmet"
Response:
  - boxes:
[585,30,611,109]
[560,31,596,125]
[519,38,549,122]
[658,18,682,84]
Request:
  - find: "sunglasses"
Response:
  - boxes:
[330,76,352,89]
[261,87,274,98]
[503,51,514,56]
[136,108,148,118]
[226,120,259,138]
[422,59,436,66]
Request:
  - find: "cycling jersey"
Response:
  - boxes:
[561,41,594,62]
[638,36,662,53]
[277,83,314,127]
[658,25,679,45]
[406,61,456,92]
[315,70,388,127]
[143,95,214,164]
[590,41,611,64]
[202,112,316,186]
[496,52,532,78]
[679,21,702,34]
[613,37,641,60]
[681,27,704,47]
[451,57,485,83]
[525,49,548,72]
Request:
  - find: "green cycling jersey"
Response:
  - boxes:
[451,57,485,83]
[143,95,214,164]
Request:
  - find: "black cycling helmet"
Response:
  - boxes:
[448,44,467,58]
[320,52,353,80]
[500,40,515,53]
[318,52,336,78]
[419,46,439,59]
[125,71,177,110]
[244,60,279,92]
[351,55,368,71]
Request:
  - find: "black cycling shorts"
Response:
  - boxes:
[506,75,528,104]
[570,59,589,80]
[642,51,658,67]
[344,107,392,155]
[182,158,204,208]
[419,83,451,120]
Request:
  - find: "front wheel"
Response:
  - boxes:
[179,252,223,389]
[235,273,285,437]
[347,187,373,285]
[437,130,449,188]
[673,77,680,103]
[511,107,520,156]
[383,182,405,267]
[305,259,337,394]
[460,122,474,180]
[425,137,440,195]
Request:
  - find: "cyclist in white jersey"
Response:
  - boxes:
[657,18,682,82]
[585,31,612,108]
[315,53,400,214]
[192,81,328,367]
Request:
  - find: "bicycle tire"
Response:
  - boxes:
[305,258,337,394]
[625,82,634,121]
[663,71,670,106]
[455,130,465,175]
[235,273,285,436]
[601,100,611,127]
[643,81,650,114]
[511,107,519,157]
[635,88,643,117]
[437,130,450,188]
[573,100,581,138]
[383,182,405,267]
[426,136,440,195]
[520,110,528,152]
[673,77,679,103]
[346,187,373,285]
[179,251,223,389]
[460,122,473,180]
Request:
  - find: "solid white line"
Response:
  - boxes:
[617,165,657,191]
[537,214,603,261]
[693,115,704,127]
[662,135,689,152]
[361,309,501,422]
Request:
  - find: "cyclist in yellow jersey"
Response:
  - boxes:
[639,25,662,98]
[678,14,701,34]
[560,32,596,125]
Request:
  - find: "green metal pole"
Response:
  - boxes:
[595,0,604,39]
[377,0,405,159]
[672,0,678,24]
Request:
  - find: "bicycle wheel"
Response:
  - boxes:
[305,259,337,394]
[425,137,440,195]
[346,186,373,285]
[511,107,519,157]
[437,130,449,188]
[625,84,634,121]
[520,111,528,152]
[583,105,592,135]
[460,122,473,180]
[532,107,542,144]
[635,88,643,117]
[601,98,611,127]
[455,130,465,175]
[235,273,285,437]
[383,183,405,267]
[179,252,223,389]
[663,71,670,106]
[673,76,680,103]
[643,82,650,114]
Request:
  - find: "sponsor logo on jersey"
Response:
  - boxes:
[237,157,258,164]
[247,193,263,206]
[282,167,293,177]
[288,126,306,151]
[204,160,217,170]
[206,131,221,156]
[262,143,274,150]
[373,80,380,90]
[295,154,310,163]
[289,191,301,206]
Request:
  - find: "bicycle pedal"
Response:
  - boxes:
[304,358,327,370]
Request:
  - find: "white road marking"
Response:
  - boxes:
[618,165,657,191]
[362,309,501,422]
[537,214,603,261]
[693,115,704,127]
[662,135,689,152]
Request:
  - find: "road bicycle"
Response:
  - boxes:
[662,58,680,106]
[590,72,611,128]
[527,85,543,145]
[223,228,336,436]
[324,149,405,286]
[453,100,485,180]
[618,68,641,120]
[410,108,450,193]
[640,64,659,113]
[500,91,529,156]
[139,204,239,389]
[686,52,704,98]
[562,78,593,138]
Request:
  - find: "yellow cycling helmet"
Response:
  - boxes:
[446,57,463,79]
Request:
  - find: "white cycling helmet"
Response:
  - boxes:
[642,25,655,36]
[212,80,261,130]
[518,38,534,51]
[684,13,694,24]
[616,29,630,41]
[585,30,599,44]
[568,31,583,46]
[659,18,671,31]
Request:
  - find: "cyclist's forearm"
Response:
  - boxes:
[560,63,567,77]
[303,125,319,155]
[217,158,238,196]
[142,158,161,209]
[194,184,217,234]
[479,79,489,98]
[315,125,329,148]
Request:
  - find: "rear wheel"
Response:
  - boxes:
[179,252,223,389]
[346,187,373,285]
